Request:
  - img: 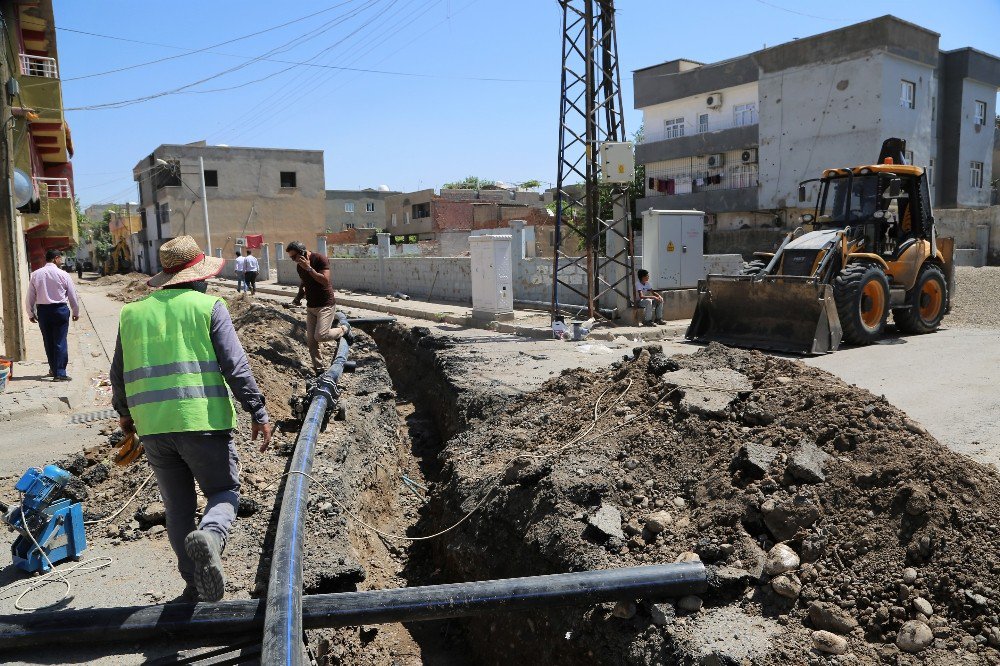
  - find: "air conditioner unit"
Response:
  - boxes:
[706,92,723,109]
[707,153,725,168]
[741,149,758,164]
[235,237,246,246]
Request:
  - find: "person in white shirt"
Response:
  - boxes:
[635,269,664,327]
[243,249,259,296]
[234,252,247,293]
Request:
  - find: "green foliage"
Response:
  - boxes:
[518,179,542,190]
[75,199,114,262]
[442,176,497,190]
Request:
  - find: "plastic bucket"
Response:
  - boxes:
[0,358,11,393]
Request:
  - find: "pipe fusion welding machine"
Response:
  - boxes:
[0,465,87,573]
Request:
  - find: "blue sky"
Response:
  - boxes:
[54,0,1000,207]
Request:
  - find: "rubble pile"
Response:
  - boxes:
[93,272,153,303]
[429,343,1000,664]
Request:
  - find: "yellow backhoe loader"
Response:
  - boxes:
[687,138,954,354]
[102,238,133,276]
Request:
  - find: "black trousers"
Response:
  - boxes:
[244,270,258,294]
[36,303,70,377]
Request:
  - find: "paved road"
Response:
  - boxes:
[805,326,1000,468]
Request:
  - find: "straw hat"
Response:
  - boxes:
[148,236,225,288]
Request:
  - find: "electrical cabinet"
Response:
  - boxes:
[470,234,514,320]
[641,209,705,289]
[600,142,635,184]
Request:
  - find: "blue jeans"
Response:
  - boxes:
[36,303,70,377]
[142,431,240,586]
[235,271,246,293]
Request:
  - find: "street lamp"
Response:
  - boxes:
[155,157,212,255]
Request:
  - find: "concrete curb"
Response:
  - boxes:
[208,279,688,342]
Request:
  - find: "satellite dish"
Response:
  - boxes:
[377,184,390,192]
[12,168,32,208]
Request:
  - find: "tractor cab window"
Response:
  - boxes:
[818,175,879,224]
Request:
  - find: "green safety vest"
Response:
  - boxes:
[120,289,236,436]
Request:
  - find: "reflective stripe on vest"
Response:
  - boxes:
[120,289,236,436]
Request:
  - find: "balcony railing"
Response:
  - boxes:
[35,177,71,198]
[19,54,58,78]
[646,113,758,143]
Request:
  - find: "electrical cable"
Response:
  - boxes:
[83,471,155,526]
[60,0,364,81]
[219,0,441,143]
[59,0,387,112]
[209,0,426,142]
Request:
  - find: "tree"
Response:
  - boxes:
[518,179,542,190]
[74,199,113,264]
[442,176,497,190]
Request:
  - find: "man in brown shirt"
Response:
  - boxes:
[286,241,347,373]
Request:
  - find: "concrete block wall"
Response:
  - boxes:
[934,206,999,265]
[277,256,473,303]
[277,250,742,307]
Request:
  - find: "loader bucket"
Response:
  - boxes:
[685,275,843,355]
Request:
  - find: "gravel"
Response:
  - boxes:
[944,266,1000,329]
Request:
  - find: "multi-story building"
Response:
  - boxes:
[633,15,1000,230]
[5,0,75,267]
[325,188,398,234]
[132,141,325,273]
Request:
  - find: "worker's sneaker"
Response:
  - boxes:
[53,375,72,382]
[184,530,225,602]
[654,319,665,325]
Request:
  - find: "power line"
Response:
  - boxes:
[64,0,385,111]
[211,0,435,142]
[58,0,363,81]
[751,0,836,22]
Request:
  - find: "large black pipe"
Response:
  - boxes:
[344,316,397,326]
[0,563,706,650]
[261,313,352,666]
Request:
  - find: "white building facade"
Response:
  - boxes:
[633,16,1000,230]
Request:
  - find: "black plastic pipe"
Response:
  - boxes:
[343,316,397,326]
[261,313,352,666]
[0,563,706,650]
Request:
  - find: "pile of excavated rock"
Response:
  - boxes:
[425,342,1000,664]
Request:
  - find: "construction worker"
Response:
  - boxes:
[286,241,346,374]
[110,235,272,602]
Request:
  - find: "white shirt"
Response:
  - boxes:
[244,255,259,271]
[636,279,654,295]
[235,255,247,272]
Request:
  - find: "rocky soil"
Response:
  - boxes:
[947,266,1000,330]
[92,272,153,303]
[411,340,1000,665]
[50,293,463,664]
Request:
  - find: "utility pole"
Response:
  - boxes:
[551,0,634,321]
[0,11,27,361]
[199,156,212,255]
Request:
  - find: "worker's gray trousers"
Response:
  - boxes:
[142,431,241,587]
[640,297,663,322]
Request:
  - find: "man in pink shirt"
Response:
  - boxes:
[26,249,80,381]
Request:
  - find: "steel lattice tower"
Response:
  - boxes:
[551,0,635,321]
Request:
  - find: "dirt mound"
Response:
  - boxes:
[948,266,1000,329]
[425,342,1000,664]
[94,272,152,303]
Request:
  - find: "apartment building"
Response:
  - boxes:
[132,142,325,273]
[325,187,398,233]
[5,0,76,267]
[633,15,1000,229]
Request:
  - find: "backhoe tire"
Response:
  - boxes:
[893,263,947,334]
[740,259,768,276]
[834,263,890,345]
